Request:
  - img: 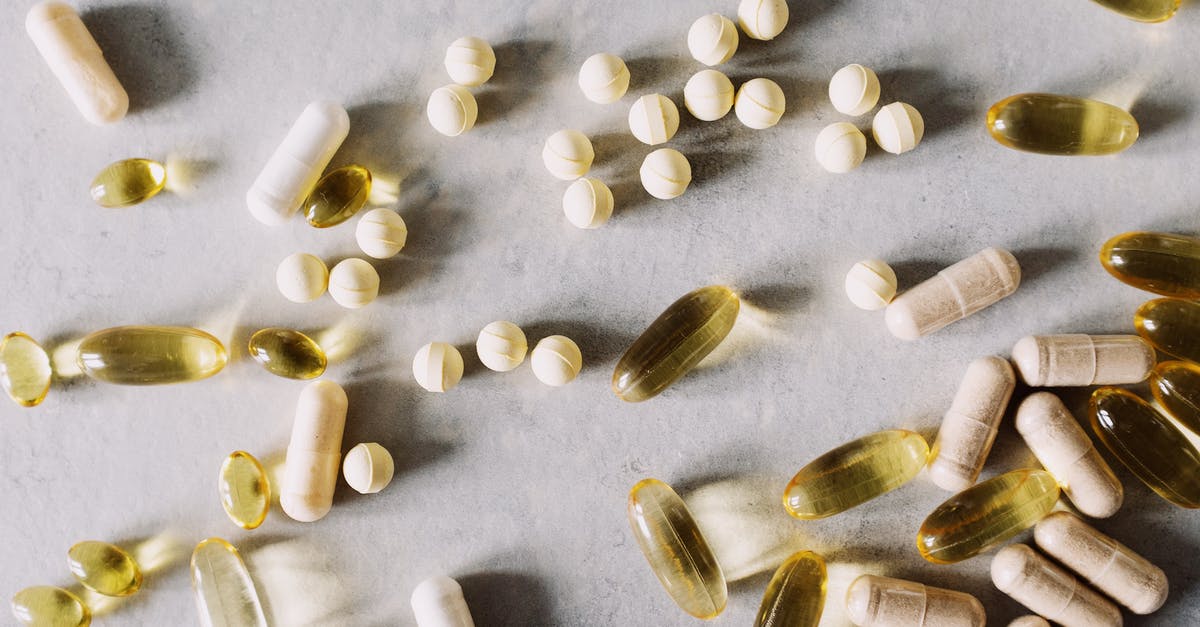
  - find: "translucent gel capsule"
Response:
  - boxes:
[1150,360,1200,435]
[191,538,267,627]
[247,328,327,380]
[1135,298,1200,363]
[304,165,371,228]
[11,585,90,627]
[917,469,1060,564]
[76,326,227,385]
[1090,0,1180,22]
[89,158,166,208]
[755,551,826,627]
[1100,231,1200,299]
[67,540,141,597]
[784,430,928,519]
[219,451,270,530]
[613,285,739,402]
[1089,387,1200,508]
[986,93,1138,156]
[0,332,52,407]
[627,478,727,618]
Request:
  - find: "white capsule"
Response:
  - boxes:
[687,14,739,66]
[684,69,735,122]
[342,442,394,494]
[427,85,478,137]
[26,2,129,125]
[737,0,789,40]
[578,53,629,104]
[929,356,1016,492]
[829,64,881,116]
[1011,334,1155,387]
[281,380,348,522]
[246,101,350,225]
[815,122,867,173]
[639,148,691,200]
[628,94,680,146]
[355,208,408,259]
[872,102,925,154]
[991,544,1122,627]
[475,321,528,372]
[562,178,613,229]
[412,575,475,627]
[1008,617,1050,627]
[885,247,1021,340]
[542,130,594,180]
[844,259,897,310]
[276,253,329,303]
[734,78,785,129]
[531,335,582,386]
[413,342,464,393]
[328,259,380,309]
[845,574,985,627]
[444,36,495,87]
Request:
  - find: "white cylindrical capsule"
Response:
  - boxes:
[1015,393,1123,518]
[26,2,129,125]
[246,101,350,225]
[885,247,1021,340]
[1008,617,1050,627]
[929,356,1016,491]
[281,380,348,522]
[845,575,985,627]
[1034,511,1168,614]
[991,544,1122,627]
[412,575,475,627]
[1011,334,1155,387]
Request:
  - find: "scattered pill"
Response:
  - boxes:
[1090,0,1180,21]
[629,94,680,145]
[828,64,880,116]
[542,129,594,180]
[191,538,267,627]
[276,253,329,303]
[304,164,371,228]
[1150,360,1200,435]
[844,259,897,310]
[531,335,582,386]
[845,575,985,627]
[885,247,1021,340]
[10,585,90,627]
[639,148,691,199]
[0,332,51,407]
[68,540,141,597]
[248,328,327,380]
[687,14,739,66]
[246,101,350,225]
[578,53,630,104]
[413,342,464,392]
[1100,231,1200,298]
[444,36,495,86]
[219,451,270,530]
[328,258,380,309]
[281,380,348,522]
[562,177,613,229]
[355,208,408,259]
[427,85,478,137]
[928,356,1015,492]
[343,442,394,494]
[815,122,867,173]
[991,544,1121,627]
[784,430,928,519]
[90,158,167,208]
[411,575,476,627]
[1135,297,1200,363]
[26,2,128,125]
[737,0,789,41]
[735,78,785,129]
[987,93,1137,156]
[683,69,735,121]
[872,102,924,154]
[755,551,826,627]
[77,326,227,385]
[476,321,528,372]
[1011,334,1155,386]
[1008,617,1050,627]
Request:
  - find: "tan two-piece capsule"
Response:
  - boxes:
[929,356,1016,491]
[885,248,1021,340]
[247,101,350,225]
[1015,393,1123,518]
[281,380,348,522]
[1035,511,1168,614]
[26,2,129,125]
[991,544,1121,627]
[845,575,985,627]
[1012,334,1155,386]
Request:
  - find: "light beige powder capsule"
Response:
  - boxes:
[281,380,348,522]
[1015,393,1123,518]
[1035,511,1168,614]
[1012,334,1155,386]
[1008,617,1050,627]
[845,574,985,627]
[26,2,129,125]
[885,248,1021,340]
[991,544,1122,627]
[929,356,1016,491]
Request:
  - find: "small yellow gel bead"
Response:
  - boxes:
[11,585,90,627]
[0,332,52,407]
[67,540,142,597]
[90,158,166,208]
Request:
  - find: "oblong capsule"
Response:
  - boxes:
[11,585,90,627]
[304,165,371,228]
[991,544,1121,627]
[612,285,740,402]
[1009,617,1050,627]
[986,93,1138,156]
[219,451,270,530]
[885,247,1020,340]
[1011,334,1155,387]
[191,538,267,627]
[627,478,727,618]
[281,380,348,522]
[1100,231,1200,299]
[90,158,167,208]
[755,551,826,627]
[917,469,1059,564]
[844,575,985,627]
[929,356,1015,492]
[1035,511,1168,614]
[1015,392,1123,518]
[247,328,327,380]
[76,326,227,385]
[411,575,475,627]
[1135,298,1200,363]
[1090,0,1180,22]
[67,540,142,597]
[25,2,128,125]
[783,430,928,519]
[0,332,52,407]
[246,101,350,225]
[1089,387,1200,508]
[1149,360,1200,435]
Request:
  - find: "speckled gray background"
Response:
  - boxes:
[1,1,1198,625]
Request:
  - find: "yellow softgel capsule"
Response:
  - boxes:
[1150,360,1200,435]
[191,538,267,627]
[303,164,371,228]
[0,332,52,407]
[1090,0,1179,22]
[76,326,227,385]
[627,478,727,619]
[247,328,327,380]
[784,430,928,519]
[89,158,166,208]
[754,550,826,627]
[11,585,90,627]
[1135,298,1200,363]
[1101,231,1200,299]
[986,93,1138,156]
[67,540,142,597]
[917,469,1060,564]
[219,451,270,530]
[1089,387,1200,508]
[612,285,739,402]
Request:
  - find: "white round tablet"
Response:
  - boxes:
[684,69,735,121]
[578,53,630,104]
[342,442,395,494]
[412,342,464,392]
[628,94,680,146]
[845,259,898,310]
[355,208,408,259]
[829,64,880,116]
[639,148,691,200]
[276,253,328,303]
[476,321,528,372]
[427,84,478,137]
[542,129,594,180]
[563,178,614,229]
[737,0,789,40]
[815,122,867,173]
[734,78,785,129]
[687,14,739,66]
[444,36,495,86]
[872,102,925,154]
[530,335,582,386]
[328,258,380,309]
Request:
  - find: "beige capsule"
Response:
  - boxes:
[281,380,348,522]
[929,356,1016,492]
[845,575,985,627]
[885,248,1020,340]
[1009,617,1050,627]
[991,544,1121,627]
[1011,334,1155,387]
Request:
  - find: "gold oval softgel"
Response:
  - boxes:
[1090,0,1180,22]
[1150,361,1200,436]
[219,451,271,530]
[304,165,371,228]
[248,328,327,380]
[783,430,928,519]
[986,93,1138,156]
[90,158,167,208]
[755,550,826,627]
[0,332,52,407]
[10,585,90,627]
[1135,298,1200,363]
[1101,232,1200,299]
[76,326,227,385]
[67,540,142,597]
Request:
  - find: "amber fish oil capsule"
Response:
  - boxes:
[1090,0,1180,22]
[986,93,1138,156]
[76,325,228,385]
[1150,360,1200,435]
[219,451,270,530]
[26,2,128,125]
[1101,231,1200,299]
[784,430,928,519]
[755,551,826,627]
[248,328,327,380]
[11,585,90,627]
[191,538,267,627]
[928,356,1015,491]
[885,248,1020,340]
[282,380,348,521]
[1011,334,1154,387]
[90,158,167,208]
[844,575,985,627]
[304,164,371,228]
[247,101,350,225]
[1135,298,1200,363]
[0,332,52,407]
[991,544,1121,627]
[68,540,142,597]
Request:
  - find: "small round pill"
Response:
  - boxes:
[342,442,394,494]
[328,258,380,309]
[542,129,594,180]
[412,342,464,392]
[276,253,329,303]
[684,69,735,121]
[737,0,789,40]
[639,148,692,200]
[355,208,408,259]
[734,78,785,129]
[628,94,680,146]
[872,102,925,154]
[444,36,495,87]
[687,14,738,66]
[427,85,477,137]
[829,64,881,116]
[476,321,528,372]
[845,259,897,310]
[563,177,613,229]
[815,122,867,173]
[531,335,582,386]
[578,53,630,104]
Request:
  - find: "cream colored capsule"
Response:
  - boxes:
[413,342,464,392]
[411,575,475,627]
[885,247,1021,340]
[1012,334,1155,387]
[355,208,408,259]
[845,575,985,627]
[26,2,129,125]
[991,544,1122,627]
[578,53,629,104]
[475,321,528,372]
[328,258,380,309]
[1009,617,1050,627]
[342,442,394,494]
[929,356,1016,492]
[531,335,581,386]
[281,380,348,522]
[735,78,785,129]
[1035,511,1167,614]
[542,129,594,180]
[687,14,738,66]
[1015,392,1123,518]
[276,253,328,303]
[844,259,897,310]
[629,94,680,146]
[427,85,478,137]
[872,102,924,154]
[829,64,880,116]
[444,36,495,87]
[247,101,350,225]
